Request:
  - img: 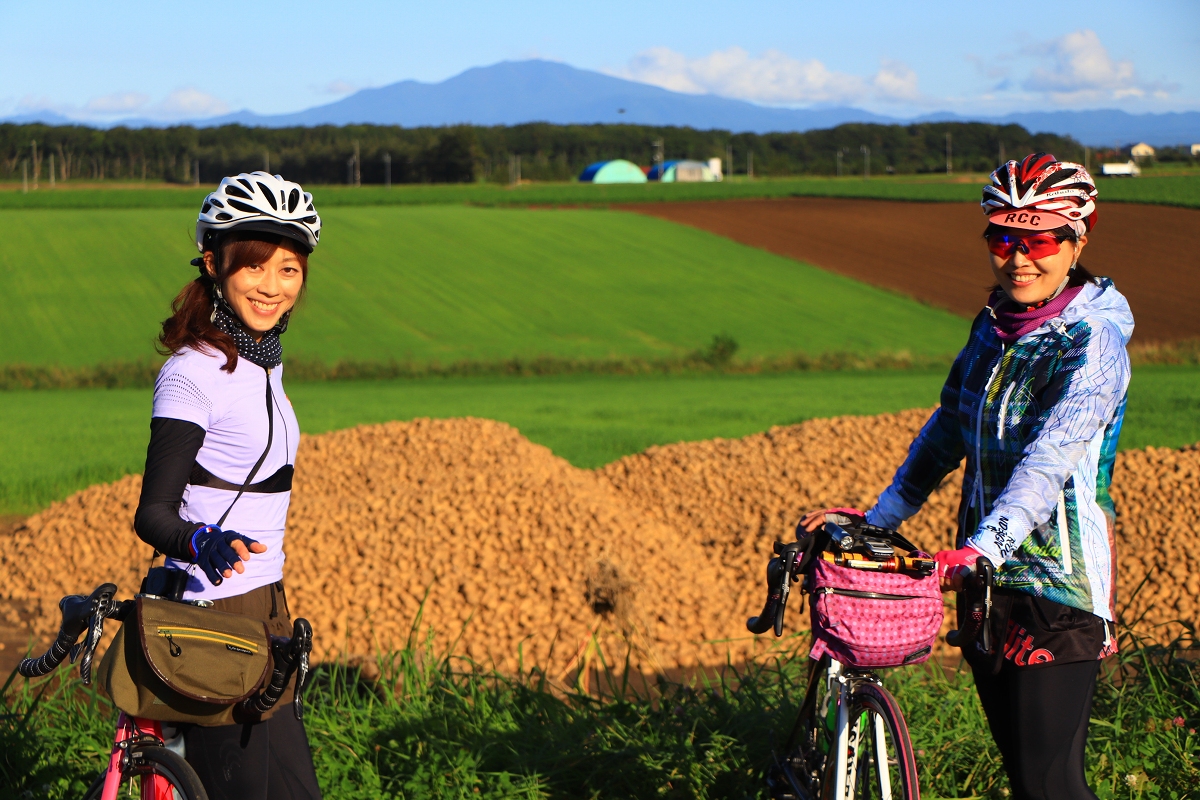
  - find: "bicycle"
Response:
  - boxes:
[18,582,315,800]
[747,520,995,800]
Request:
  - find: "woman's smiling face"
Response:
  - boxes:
[205,240,305,338]
[988,227,1087,306]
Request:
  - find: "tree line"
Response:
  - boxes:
[0,120,1091,185]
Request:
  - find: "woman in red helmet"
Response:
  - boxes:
[802,153,1132,799]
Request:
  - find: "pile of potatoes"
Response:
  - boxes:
[2,410,1194,677]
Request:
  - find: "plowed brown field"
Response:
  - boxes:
[3,414,1196,677]
[620,199,1200,344]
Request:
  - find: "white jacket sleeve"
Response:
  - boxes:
[968,321,1130,563]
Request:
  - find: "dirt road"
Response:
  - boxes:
[621,198,1200,343]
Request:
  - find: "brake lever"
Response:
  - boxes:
[71,584,118,686]
[747,541,804,636]
[946,557,995,652]
[291,618,313,720]
[978,558,995,654]
[774,546,797,637]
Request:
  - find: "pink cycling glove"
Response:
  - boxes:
[934,545,984,589]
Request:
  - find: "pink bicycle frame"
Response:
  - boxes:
[100,714,175,800]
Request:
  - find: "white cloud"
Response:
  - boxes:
[323,80,358,96]
[13,87,229,122]
[15,95,60,112]
[616,46,923,106]
[872,60,919,102]
[1021,29,1172,103]
[84,92,149,114]
[157,88,229,117]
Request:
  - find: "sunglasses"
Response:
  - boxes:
[986,233,1070,261]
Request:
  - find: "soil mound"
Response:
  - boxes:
[2,413,1195,676]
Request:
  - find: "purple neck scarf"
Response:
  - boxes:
[989,284,1084,343]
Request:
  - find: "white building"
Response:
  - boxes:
[1130,142,1156,160]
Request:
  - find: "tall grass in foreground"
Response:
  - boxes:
[3,631,1198,799]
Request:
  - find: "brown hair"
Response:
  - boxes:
[157,233,309,372]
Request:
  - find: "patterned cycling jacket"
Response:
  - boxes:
[867,279,1134,621]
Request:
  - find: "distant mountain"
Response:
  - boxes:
[199,60,898,133]
[4,60,1197,146]
[915,109,1200,148]
[1,110,76,126]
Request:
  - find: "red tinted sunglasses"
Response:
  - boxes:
[986,233,1069,260]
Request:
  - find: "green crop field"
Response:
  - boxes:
[1,172,1197,210]
[1,365,1195,516]
[0,205,970,369]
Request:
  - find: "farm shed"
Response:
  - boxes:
[578,159,647,183]
[646,160,718,182]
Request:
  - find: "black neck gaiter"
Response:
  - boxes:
[212,303,286,369]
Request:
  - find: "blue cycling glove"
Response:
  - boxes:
[190,525,261,586]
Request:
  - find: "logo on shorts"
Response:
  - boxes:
[226,644,254,655]
[1004,620,1054,666]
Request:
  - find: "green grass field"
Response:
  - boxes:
[1,172,1197,209]
[1,365,1195,516]
[6,628,1199,799]
[0,205,970,368]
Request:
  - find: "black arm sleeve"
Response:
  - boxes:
[134,417,207,561]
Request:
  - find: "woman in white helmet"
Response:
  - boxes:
[133,172,322,799]
[801,154,1132,799]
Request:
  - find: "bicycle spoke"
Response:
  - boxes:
[844,683,918,800]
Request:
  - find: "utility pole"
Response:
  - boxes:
[384,152,392,188]
[353,141,361,187]
[747,150,754,179]
[945,132,952,175]
[49,153,55,188]
[31,140,39,190]
[861,145,870,179]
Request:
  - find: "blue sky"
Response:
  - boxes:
[2,0,1197,123]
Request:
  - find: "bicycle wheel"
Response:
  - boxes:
[833,681,919,800]
[768,658,835,800]
[81,745,208,800]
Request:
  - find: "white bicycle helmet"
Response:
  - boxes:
[981,153,1098,233]
[196,171,321,253]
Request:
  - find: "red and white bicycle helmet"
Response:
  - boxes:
[982,153,1097,234]
[196,171,321,253]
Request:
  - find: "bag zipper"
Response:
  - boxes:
[155,626,261,653]
[818,587,924,601]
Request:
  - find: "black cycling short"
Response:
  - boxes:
[963,589,1113,800]
[183,710,321,800]
[972,659,1100,800]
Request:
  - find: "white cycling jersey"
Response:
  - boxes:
[152,346,300,600]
